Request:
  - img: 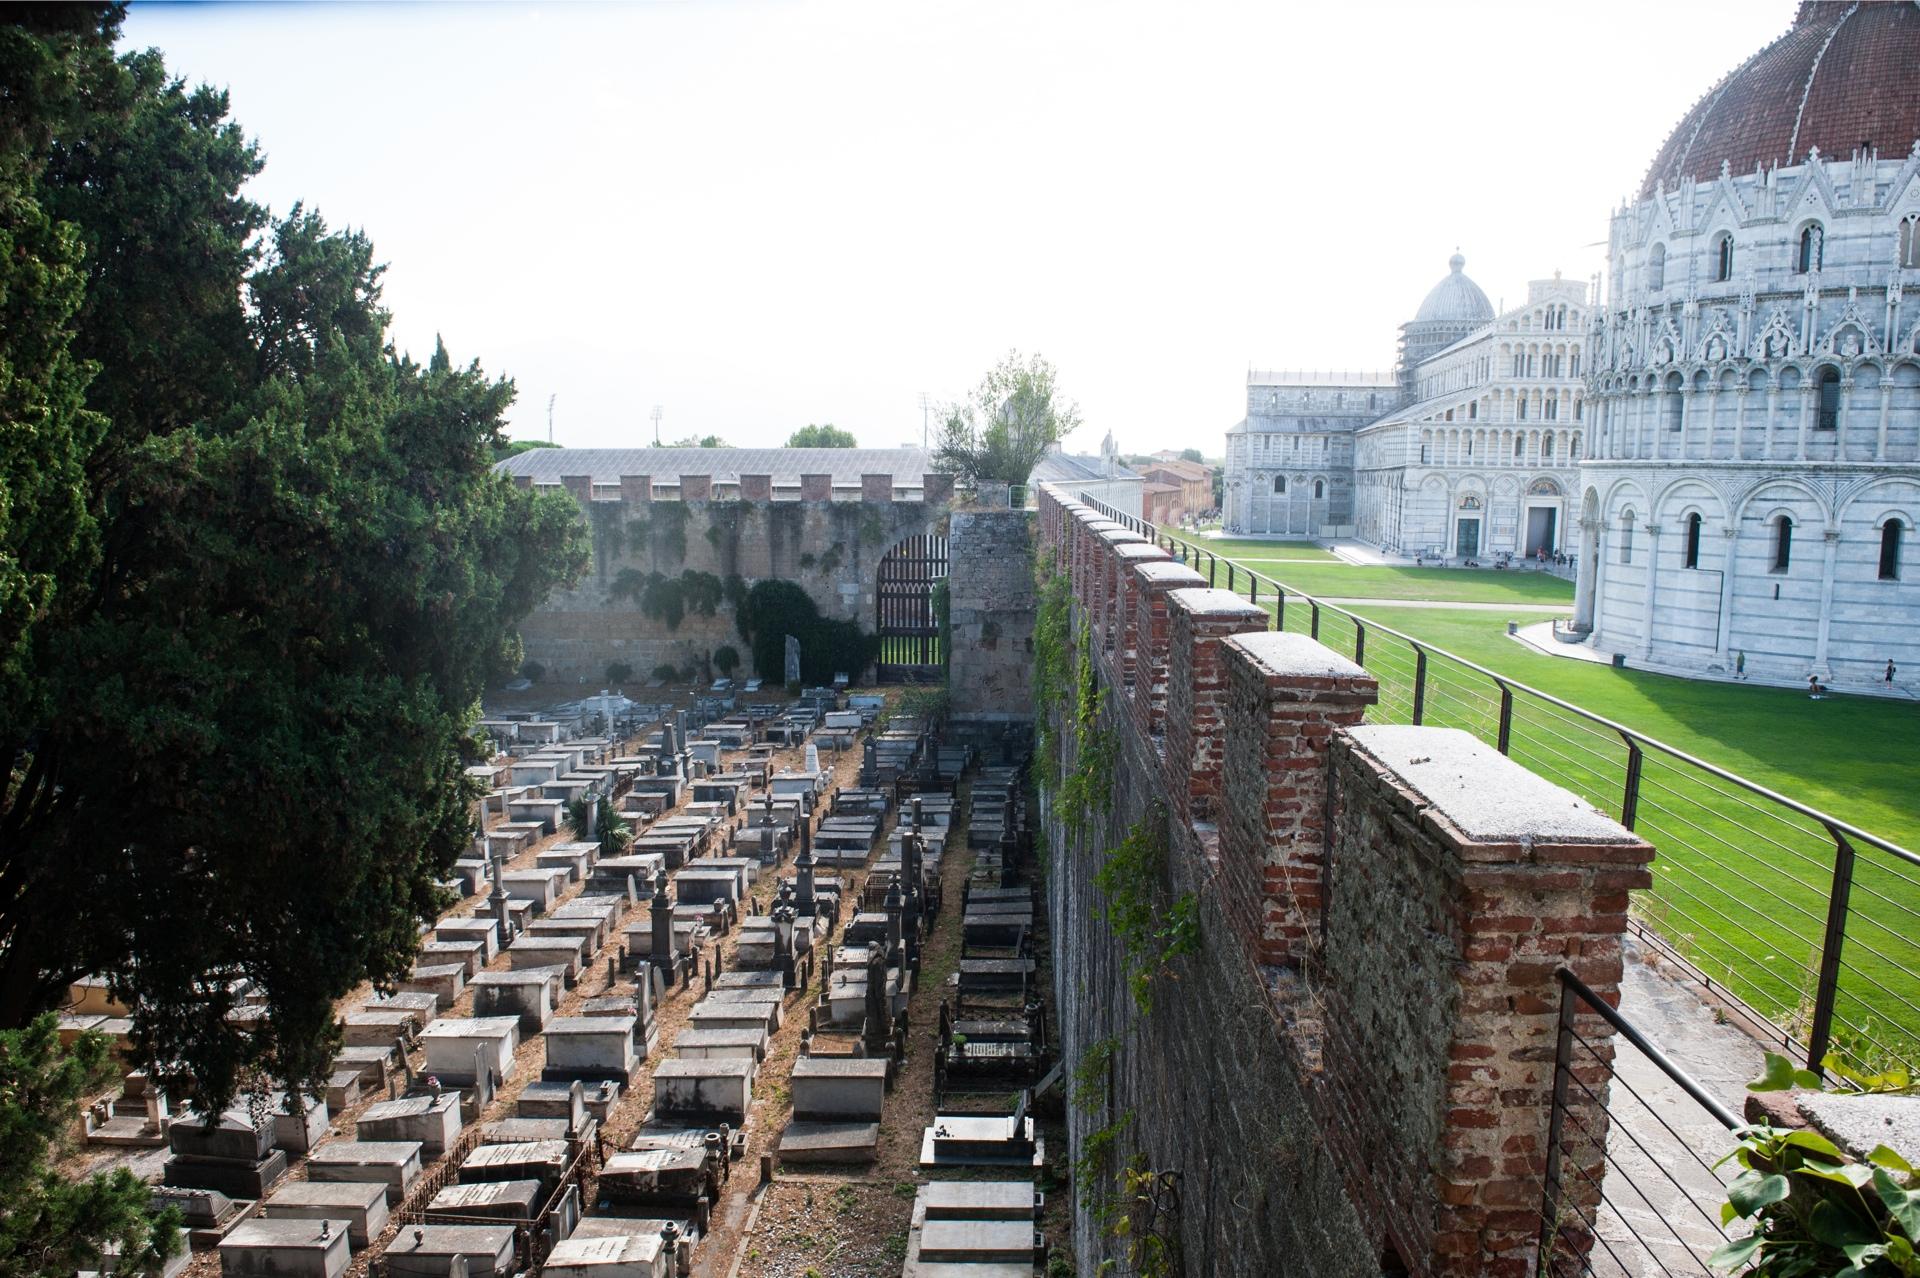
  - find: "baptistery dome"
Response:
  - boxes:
[1639,1,1920,199]
[1414,253,1495,326]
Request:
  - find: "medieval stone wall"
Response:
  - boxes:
[946,510,1036,722]
[1036,483,1653,1277]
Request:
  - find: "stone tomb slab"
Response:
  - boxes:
[790,1056,887,1121]
[921,1180,1038,1221]
[380,1223,517,1278]
[527,915,607,957]
[424,1178,544,1224]
[457,1140,570,1195]
[918,1115,1044,1169]
[218,1218,352,1278]
[479,1118,580,1145]
[468,970,556,1032]
[535,847,592,883]
[520,1078,622,1123]
[434,918,500,963]
[260,1179,390,1249]
[916,1218,1041,1266]
[505,933,586,982]
[356,1094,463,1158]
[542,1015,640,1084]
[400,964,466,1010]
[269,1092,330,1156]
[776,1121,879,1165]
[713,970,784,992]
[418,938,486,978]
[500,868,567,914]
[542,1231,667,1278]
[304,1140,423,1206]
[419,1017,520,1085]
[672,1028,768,1062]
[651,1058,753,1124]
[684,1000,779,1035]
[340,1007,422,1048]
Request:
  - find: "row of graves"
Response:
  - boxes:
[906,749,1053,1278]
[125,693,829,1278]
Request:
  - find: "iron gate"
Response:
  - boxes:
[875,531,948,683]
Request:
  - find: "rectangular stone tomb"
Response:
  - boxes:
[418,938,486,978]
[419,1017,520,1085]
[468,970,557,1031]
[824,968,906,1026]
[729,825,790,858]
[541,777,594,805]
[507,797,566,834]
[917,1219,1042,1266]
[790,1056,887,1121]
[425,1178,544,1224]
[326,1070,364,1112]
[482,826,536,859]
[528,916,607,956]
[684,999,780,1035]
[333,1044,397,1087]
[434,918,500,962]
[776,1121,879,1165]
[519,1078,621,1123]
[919,1115,1043,1168]
[452,859,489,896]
[458,1140,570,1194]
[703,855,761,885]
[672,868,742,906]
[651,1058,753,1123]
[380,1224,517,1278]
[962,911,1034,946]
[511,760,560,787]
[598,1147,711,1205]
[479,1118,579,1145]
[543,1231,667,1278]
[162,1148,289,1201]
[270,1092,330,1156]
[169,1109,272,1163]
[400,965,466,1010]
[304,1141,422,1206]
[769,769,825,799]
[506,934,586,981]
[500,869,567,914]
[542,1016,640,1084]
[958,959,1036,992]
[340,1007,422,1048]
[261,1179,390,1249]
[921,1180,1038,1221]
[672,1028,768,1062]
[356,1094,463,1158]
[586,855,665,897]
[623,920,698,957]
[536,848,592,883]
[218,1218,352,1278]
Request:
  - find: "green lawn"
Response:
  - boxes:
[1229,561,1576,605]
[1187,529,1920,1065]
[1192,536,1340,561]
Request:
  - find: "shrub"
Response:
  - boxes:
[520,661,546,683]
[713,645,740,676]
[735,579,879,685]
[605,661,634,684]
[651,663,679,682]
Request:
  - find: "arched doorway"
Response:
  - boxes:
[875,531,949,683]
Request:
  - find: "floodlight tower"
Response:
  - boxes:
[651,405,663,446]
[547,394,556,443]
[918,392,931,449]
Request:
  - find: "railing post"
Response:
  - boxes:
[1537,972,1579,1268]
[1620,736,1643,830]
[1412,647,1428,725]
[1807,829,1856,1075]
[1249,576,1259,606]
[1207,553,1218,587]
[1310,602,1320,640]
[1354,619,1366,667]
[1496,681,1513,754]
[1227,563,1236,593]
[1274,591,1285,632]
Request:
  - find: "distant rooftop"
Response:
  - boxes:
[1248,369,1399,387]
[494,446,932,486]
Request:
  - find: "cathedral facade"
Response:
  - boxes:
[1573,0,1920,683]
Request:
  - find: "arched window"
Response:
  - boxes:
[1518,397,1529,421]
[1468,401,1478,420]
[1796,223,1823,273]
[1668,389,1684,432]
[1902,217,1920,270]
[1313,479,1325,500]
[1620,509,1635,565]
[1816,367,1841,430]
[1544,434,1555,458]
[1546,396,1559,421]
[1713,232,1735,282]
[1648,242,1666,291]
[1684,512,1702,569]
[1513,436,1524,459]
[1882,519,1904,581]
[1273,475,1287,495]
[1571,350,1581,376]
[1773,515,1793,572]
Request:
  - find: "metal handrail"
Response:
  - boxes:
[1066,488,1918,872]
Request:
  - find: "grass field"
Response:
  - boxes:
[1192,536,1340,561]
[1192,538,1920,1067]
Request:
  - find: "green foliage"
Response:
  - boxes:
[1176,447,1204,464]
[934,349,1083,489]
[735,579,879,685]
[606,661,634,685]
[1751,1048,1915,1097]
[786,423,857,448]
[1056,631,1116,839]
[712,644,741,676]
[1096,807,1201,1014]
[1111,1156,1182,1278]
[1031,549,1074,791]
[520,660,546,683]
[0,1014,182,1276]
[490,438,559,463]
[932,577,951,657]
[0,10,587,1108]
[567,794,633,855]
[654,433,728,449]
[608,568,725,629]
[1711,1126,1917,1275]
[891,686,952,729]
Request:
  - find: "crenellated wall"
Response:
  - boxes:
[1037,483,1654,1277]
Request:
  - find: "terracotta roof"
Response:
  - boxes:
[1140,459,1212,482]
[1639,1,1920,200]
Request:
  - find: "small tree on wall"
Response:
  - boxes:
[786,424,857,448]
[935,350,1082,490]
[713,645,740,677]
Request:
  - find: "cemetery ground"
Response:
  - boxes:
[56,688,1070,1278]
[1203,538,1920,1063]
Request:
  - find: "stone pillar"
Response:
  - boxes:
[1813,527,1841,679]
[620,474,652,504]
[923,473,955,505]
[1112,542,1172,689]
[1218,631,1377,965]
[739,474,772,501]
[680,474,713,501]
[1093,528,1143,657]
[1162,588,1267,825]
[861,473,892,503]
[800,473,832,502]
[1571,520,1598,628]
[1129,560,1207,740]
[1323,725,1653,1278]
[561,474,592,506]
[1878,382,1894,462]
[1715,527,1739,659]
[1638,524,1661,659]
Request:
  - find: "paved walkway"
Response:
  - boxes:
[1512,620,1920,699]
[1315,596,1573,613]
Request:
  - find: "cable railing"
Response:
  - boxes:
[1064,487,1920,1078]
[1538,969,1746,1276]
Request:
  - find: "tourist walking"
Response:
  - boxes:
[1735,650,1746,680]
[1888,659,1898,686]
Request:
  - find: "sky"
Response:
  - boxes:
[123,0,1795,457]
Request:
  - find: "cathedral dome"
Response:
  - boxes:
[1638,1,1920,200]
[1413,254,1494,326]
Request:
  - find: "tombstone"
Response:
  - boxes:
[424,1180,544,1227]
[647,873,678,982]
[381,1225,516,1278]
[218,1218,351,1278]
[884,876,904,964]
[542,1231,667,1278]
[541,1016,639,1085]
[163,1108,288,1200]
[304,1140,423,1206]
[357,1094,462,1158]
[803,742,820,774]
[862,945,891,1057]
[419,1017,519,1086]
[651,1058,753,1125]
[270,1091,329,1156]
[790,1056,887,1122]
[783,635,801,685]
[259,1179,390,1250]
[795,835,817,916]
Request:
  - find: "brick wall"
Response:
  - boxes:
[947,510,1037,722]
[1034,483,1652,1277]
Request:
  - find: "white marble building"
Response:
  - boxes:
[1223,372,1397,536]
[1572,1,1920,684]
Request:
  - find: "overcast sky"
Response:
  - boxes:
[124,0,1792,457]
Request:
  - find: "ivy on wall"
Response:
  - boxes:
[1095,804,1200,1015]
[607,568,731,629]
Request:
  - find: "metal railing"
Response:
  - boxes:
[1538,969,1745,1276]
[1064,488,1920,1077]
